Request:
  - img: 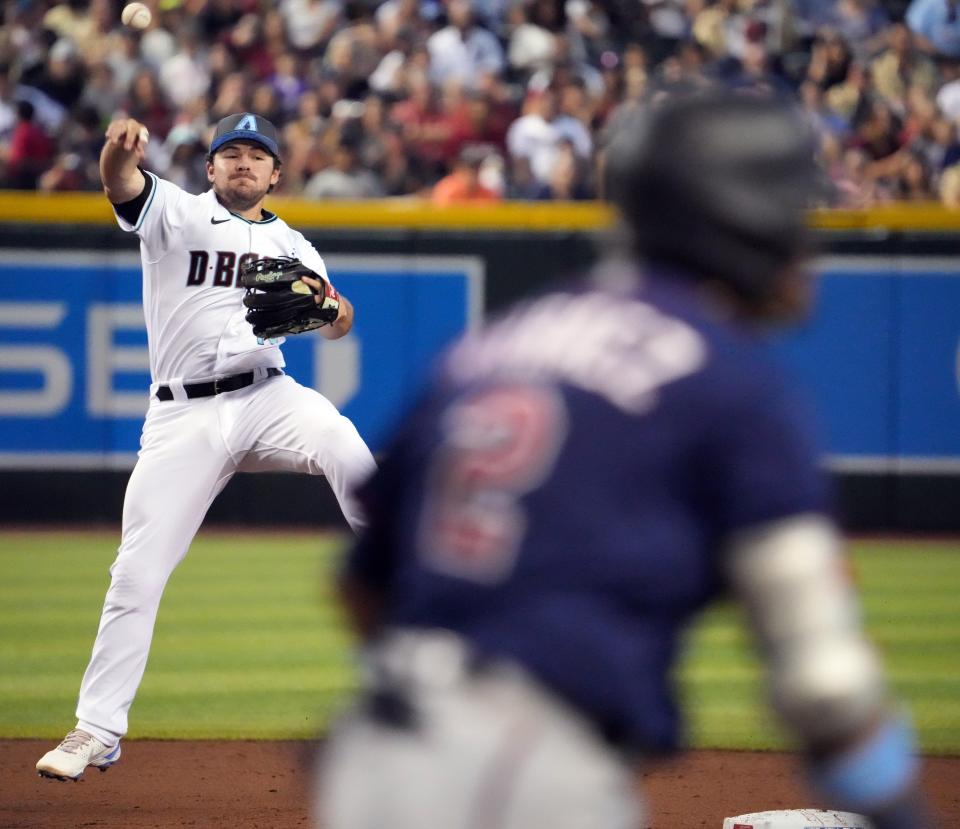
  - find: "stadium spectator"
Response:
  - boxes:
[37,150,85,191]
[2,100,54,189]
[430,143,501,205]
[79,61,123,123]
[869,22,938,107]
[924,115,960,170]
[426,0,505,86]
[1,0,959,204]
[209,71,249,125]
[534,137,594,200]
[806,27,855,91]
[41,0,85,41]
[895,147,935,197]
[158,27,211,109]
[378,121,431,196]
[692,0,740,60]
[304,131,384,199]
[139,13,177,71]
[57,102,105,188]
[323,2,382,96]
[280,0,343,54]
[102,30,140,93]
[25,37,85,111]
[906,0,960,58]
[901,84,940,148]
[226,13,277,81]
[0,65,16,145]
[369,25,419,95]
[162,123,208,195]
[800,80,849,148]
[505,1,558,74]
[198,0,245,42]
[938,159,960,203]
[565,0,612,66]
[125,68,174,143]
[353,92,389,171]
[446,87,512,156]
[250,81,284,129]
[819,0,891,60]
[830,144,893,206]
[391,74,457,177]
[553,78,594,150]
[527,35,605,99]
[825,59,874,122]
[506,88,554,191]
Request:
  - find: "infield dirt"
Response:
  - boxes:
[1,740,957,828]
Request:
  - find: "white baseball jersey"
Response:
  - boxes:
[115,171,333,386]
[64,171,376,748]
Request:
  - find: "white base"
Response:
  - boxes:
[722,809,873,829]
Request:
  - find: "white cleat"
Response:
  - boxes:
[36,729,121,781]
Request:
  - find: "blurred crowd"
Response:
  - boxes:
[4,0,960,207]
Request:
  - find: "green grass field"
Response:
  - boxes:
[1,531,958,753]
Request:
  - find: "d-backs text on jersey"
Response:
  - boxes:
[186,250,261,288]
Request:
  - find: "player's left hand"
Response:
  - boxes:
[301,275,344,322]
[240,256,341,338]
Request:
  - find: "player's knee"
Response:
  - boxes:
[771,636,884,745]
[107,559,170,609]
[324,416,376,472]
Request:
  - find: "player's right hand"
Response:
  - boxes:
[104,118,150,156]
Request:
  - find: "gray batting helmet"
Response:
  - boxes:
[604,91,819,304]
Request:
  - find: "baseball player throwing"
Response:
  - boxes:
[317,93,934,829]
[36,112,377,781]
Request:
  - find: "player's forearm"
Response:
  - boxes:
[726,515,934,828]
[100,119,148,204]
[725,515,883,744]
[319,294,354,340]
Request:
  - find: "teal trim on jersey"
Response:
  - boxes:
[129,171,158,232]
[229,208,278,225]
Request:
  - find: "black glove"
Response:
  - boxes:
[240,256,340,338]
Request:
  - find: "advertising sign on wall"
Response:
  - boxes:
[1,252,958,473]
[0,252,483,468]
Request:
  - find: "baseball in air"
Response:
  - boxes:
[121,2,152,29]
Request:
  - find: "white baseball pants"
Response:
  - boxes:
[317,631,644,829]
[74,373,376,744]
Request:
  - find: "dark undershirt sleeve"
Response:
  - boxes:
[111,173,154,225]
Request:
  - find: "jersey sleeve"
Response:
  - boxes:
[705,359,832,534]
[112,171,189,260]
[292,232,332,285]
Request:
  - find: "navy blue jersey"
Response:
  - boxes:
[346,266,831,755]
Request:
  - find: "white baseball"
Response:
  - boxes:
[121,2,152,30]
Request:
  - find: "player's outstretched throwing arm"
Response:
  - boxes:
[100,117,149,203]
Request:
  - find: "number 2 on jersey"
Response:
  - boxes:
[417,384,568,583]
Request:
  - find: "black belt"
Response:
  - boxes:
[155,368,282,401]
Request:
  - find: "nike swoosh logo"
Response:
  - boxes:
[210,217,230,225]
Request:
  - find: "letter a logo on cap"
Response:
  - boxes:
[237,114,258,132]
